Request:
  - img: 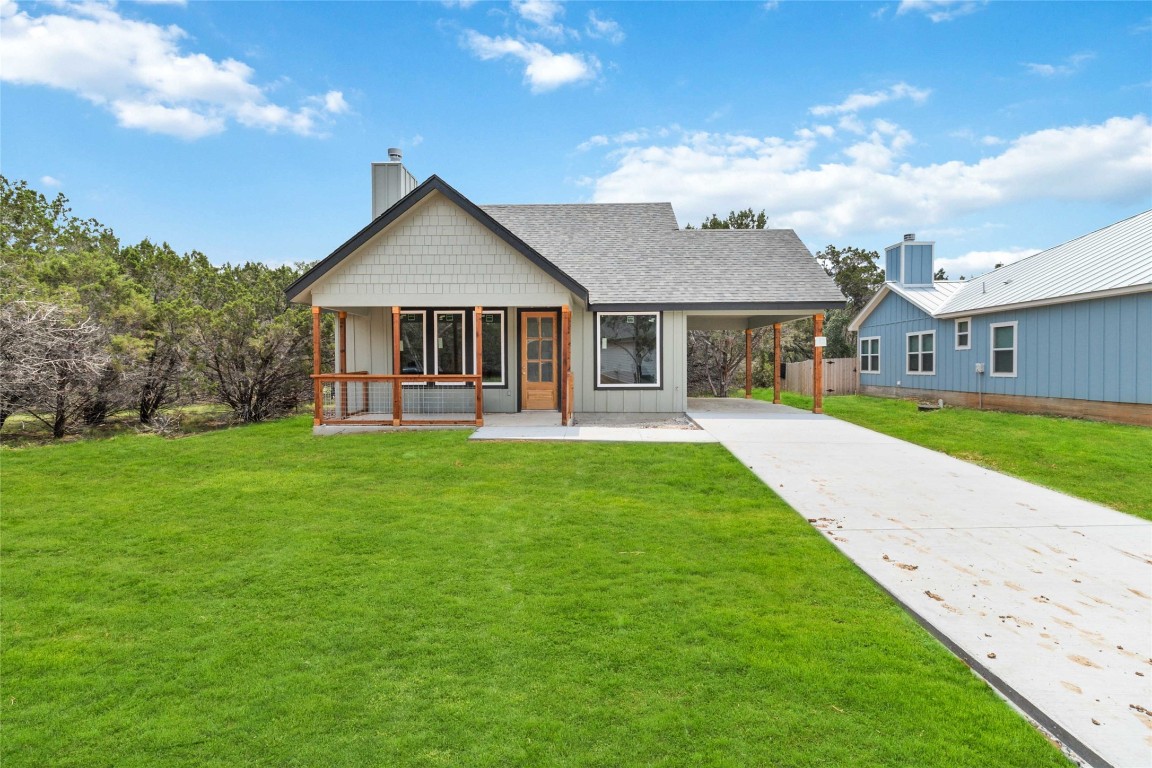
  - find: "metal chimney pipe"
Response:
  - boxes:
[387,147,403,162]
[903,233,916,242]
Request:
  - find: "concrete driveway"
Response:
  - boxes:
[687,398,1152,768]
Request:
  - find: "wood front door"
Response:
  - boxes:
[521,311,559,410]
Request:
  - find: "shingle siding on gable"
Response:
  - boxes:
[311,195,572,307]
[857,290,1152,404]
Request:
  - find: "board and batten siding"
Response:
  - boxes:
[310,192,573,309]
[570,307,688,413]
[858,291,1152,404]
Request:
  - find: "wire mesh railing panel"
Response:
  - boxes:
[316,375,480,424]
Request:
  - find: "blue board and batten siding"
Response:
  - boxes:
[858,291,1152,404]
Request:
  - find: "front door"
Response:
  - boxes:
[521,311,559,410]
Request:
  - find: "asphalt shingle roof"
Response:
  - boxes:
[481,203,845,307]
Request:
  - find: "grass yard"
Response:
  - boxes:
[752,389,1152,520]
[3,418,1070,767]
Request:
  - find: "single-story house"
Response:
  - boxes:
[848,210,1152,425]
[286,152,845,429]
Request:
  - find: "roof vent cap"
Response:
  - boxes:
[903,233,916,242]
[387,147,403,162]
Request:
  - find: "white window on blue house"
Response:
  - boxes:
[859,337,880,373]
[955,318,971,350]
[597,312,660,387]
[990,322,1017,377]
[906,331,935,375]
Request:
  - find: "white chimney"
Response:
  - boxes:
[371,149,418,218]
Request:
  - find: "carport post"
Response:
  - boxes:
[813,312,824,414]
[744,328,753,399]
[772,323,782,404]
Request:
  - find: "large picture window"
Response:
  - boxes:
[597,312,660,387]
[906,330,935,375]
[859,337,880,373]
[990,322,1017,377]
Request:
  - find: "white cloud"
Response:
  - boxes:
[586,10,624,44]
[811,82,931,116]
[513,0,570,39]
[0,1,345,139]
[40,175,62,187]
[321,90,350,114]
[585,116,1152,240]
[463,31,599,92]
[897,1,986,22]
[1024,52,1095,77]
[935,248,1038,279]
[763,1,780,10]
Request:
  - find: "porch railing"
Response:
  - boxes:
[312,373,483,427]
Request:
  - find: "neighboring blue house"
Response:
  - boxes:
[848,210,1152,426]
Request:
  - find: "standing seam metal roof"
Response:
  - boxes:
[938,209,1152,316]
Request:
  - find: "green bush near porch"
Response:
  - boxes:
[3,418,1070,766]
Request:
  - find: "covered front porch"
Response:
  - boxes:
[310,304,576,429]
[309,302,833,431]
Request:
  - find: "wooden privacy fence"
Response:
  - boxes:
[783,357,858,397]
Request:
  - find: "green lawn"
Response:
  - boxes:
[750,389,1152,520]
[3,418,1070,767]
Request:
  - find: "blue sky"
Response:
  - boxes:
[2,0,1150,279]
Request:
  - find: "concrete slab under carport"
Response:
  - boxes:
[687,397,1152,768]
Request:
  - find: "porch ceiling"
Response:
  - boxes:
[687,310,820,331]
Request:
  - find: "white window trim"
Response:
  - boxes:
[860,336,881,374]
[398,310,426,383]
[481,310,505,386]
[596,311,661,388]
[955,317,971,350]
[990,321,1018,378]
[905,330,936,376]
[434,310,466,384]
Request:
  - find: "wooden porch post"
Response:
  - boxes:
[391,306,402,426]
[312,306,322,425]
[338,311,348,418]
[772,323,782,404]
[813,312,825,414]
[474,306,484,426]
[744,328,753,399]
[561,306,572,426]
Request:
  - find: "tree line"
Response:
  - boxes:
[686,208,884,396]
[0,176,317,437]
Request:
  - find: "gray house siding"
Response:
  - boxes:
[858,291,1152,404]
[570,307,688,414]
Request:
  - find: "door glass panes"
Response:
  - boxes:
[598,313,659,385]
[436,312,464,375]
[523,313,556,384]
[399,313,425,374]
[482,312,504,385]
